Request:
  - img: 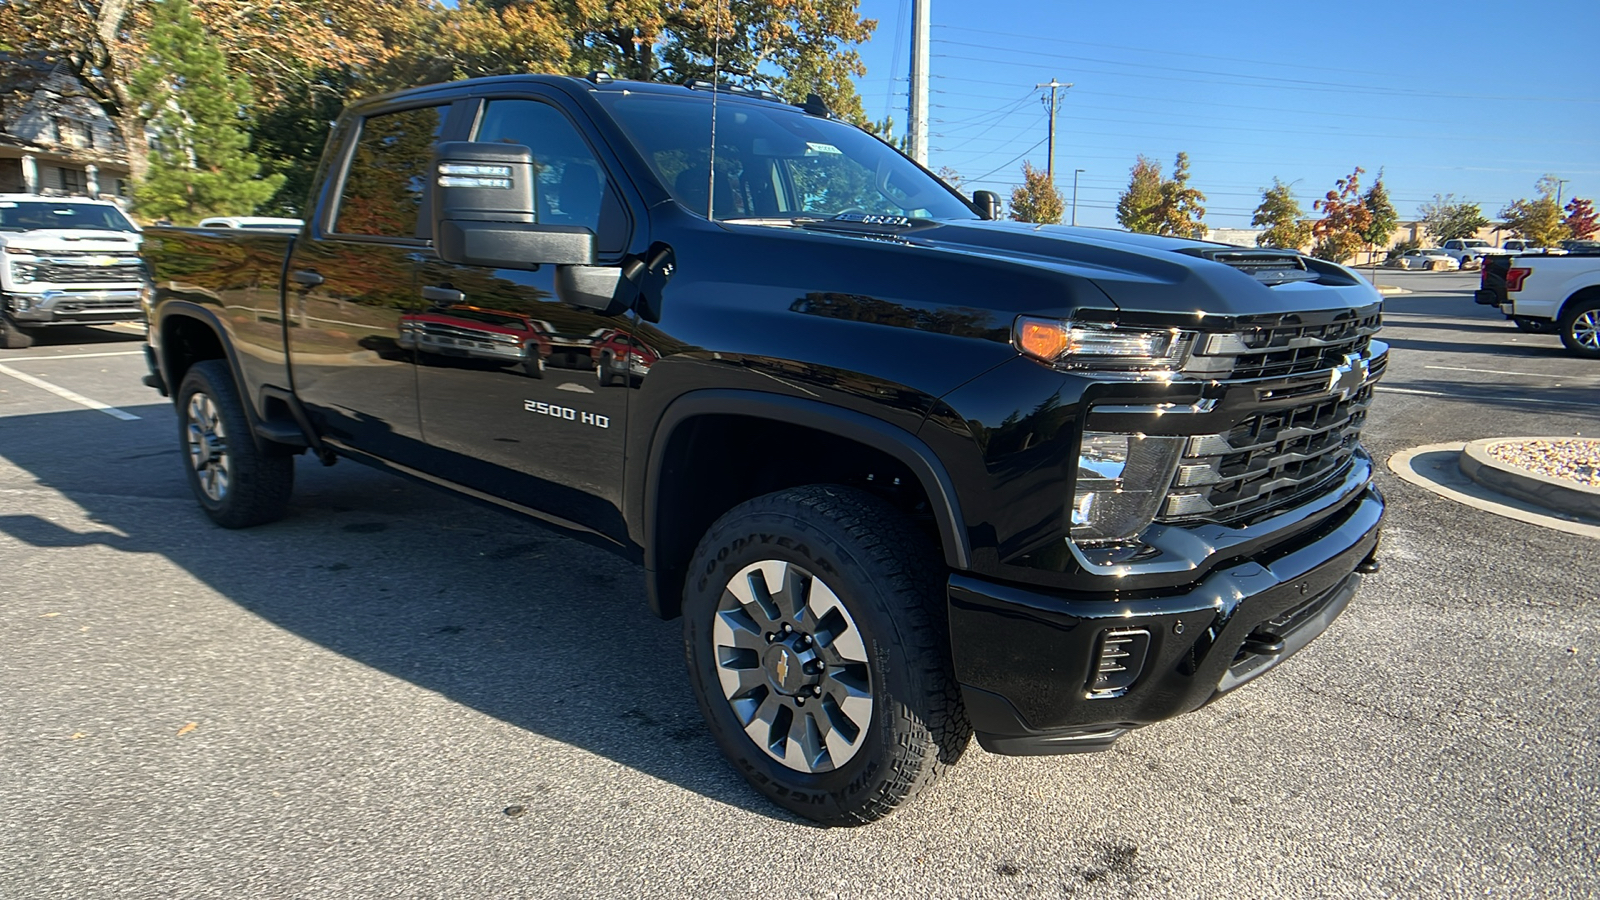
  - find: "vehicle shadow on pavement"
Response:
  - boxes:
[1381,335,1571,359]
[0,403,811,825]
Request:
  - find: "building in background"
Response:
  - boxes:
[0,55,130,201]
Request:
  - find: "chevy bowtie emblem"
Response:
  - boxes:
[1328,353,1369,401]
[775,654,789,685]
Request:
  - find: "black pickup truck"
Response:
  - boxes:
[142,74,1387,825]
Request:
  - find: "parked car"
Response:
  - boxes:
[0,193,146,348]
[1388,248,1460,270]
[1478,252,1600,356]
[1500,238,1563,255]
[198,216,304,230]
[1439,238,1504,269]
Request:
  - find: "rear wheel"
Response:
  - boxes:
[682,485,970,825]
[1558,297,1600,359]
[0,316,36,349]
[177,360,294,528]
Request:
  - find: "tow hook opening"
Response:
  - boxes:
[1239,629,1286,658]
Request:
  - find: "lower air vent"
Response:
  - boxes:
[1087,628,1151,699]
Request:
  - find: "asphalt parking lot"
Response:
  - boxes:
[2,274,1597,899]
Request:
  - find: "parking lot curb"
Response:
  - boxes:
[1372,285,1410,295]
[1458,438,1600,521]
[1387,443,1600,540]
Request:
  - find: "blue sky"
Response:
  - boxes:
[849,0,1600,231]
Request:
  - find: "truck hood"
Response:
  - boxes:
[812,218,1383,321]
[0,229,143,252]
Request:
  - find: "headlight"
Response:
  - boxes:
[1071,432,1184,545]
[3,246,35,254]
[1015,317,1192,373]
[10,262,38,284]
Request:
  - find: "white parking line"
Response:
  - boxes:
[1375,386,1590,407]
[1424,364,1562,379]
[1,350,144,363]
[0,362,140,420]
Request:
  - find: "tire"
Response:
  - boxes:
[682,484,970,825]
[595,351,617,387]
[176,360,294,528]
[1558,297,1600,359]
[0,315,36,349]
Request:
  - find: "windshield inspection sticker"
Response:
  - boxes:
[524,399,609,429]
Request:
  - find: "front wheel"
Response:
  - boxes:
[682,485,970,825]
[1558,297,1600,359]
[177,360,294,528]
[0,316,36,349]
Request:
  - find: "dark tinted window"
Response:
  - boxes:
[335,105,445,238]
[473,99,627,253]
[0,201,137,232]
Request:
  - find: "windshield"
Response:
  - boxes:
[0,201,137,232]
[596,92,978,222]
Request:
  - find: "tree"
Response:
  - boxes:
[1252,178,1312,250]
[1311,166,1373,264]
[1418,193,1489,243]
[936,166,964,192]
[1566,197,1598,241]
[1359,171,1398,263]
[1153,151,1206,238]
[1500,177,1569,247]
[130,0,283,223]
[1008,161,1064,224]
[1116,155,1162,233]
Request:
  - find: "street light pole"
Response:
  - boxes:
[1556,179,1571,210]
[1071,168,1084,226]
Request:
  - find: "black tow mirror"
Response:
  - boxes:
[429,141,596,268]
[971,190,1002,221]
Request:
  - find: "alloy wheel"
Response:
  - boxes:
[186,392,231,502]
[711,560,873,773]
[1573,309,1600,351]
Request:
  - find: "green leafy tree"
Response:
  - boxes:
[1418,193,1489,242]
[1252,178,1312,250]
[1115,154,1162,233]
[1566,197,1598,241]
[131,0,283,223]
[1359,171,1398,263]
[1311,166,1373,264]
[1009,161,1064,224]
[1153,152,1206,237]
[1500,176,1570,247]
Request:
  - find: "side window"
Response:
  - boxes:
[335,105,445,239]
[474,99,627,254]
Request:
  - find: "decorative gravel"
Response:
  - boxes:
[1486,438,1600,488]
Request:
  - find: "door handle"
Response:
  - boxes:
[290,269,324,287]
[422,285,464,305]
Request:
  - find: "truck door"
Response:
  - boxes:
[413,96,637,539]
[285,102,455,464]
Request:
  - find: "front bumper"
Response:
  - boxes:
[4,288,145,326]
[949,482,1383,755]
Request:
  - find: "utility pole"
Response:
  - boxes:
[908,0,930,166]
[1556,178,1571,210]
[1071,168,1084,226]
[1034,78,1071,181]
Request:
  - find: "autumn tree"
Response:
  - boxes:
[1359,171,1398,264]
[1500,176,1570,247]
[1311,166,1373,264]
[131,0,282,223]
[1252,178,1311,250]
[1116,155,1163,233]
[1153,151,1206,238]
[1009,161,1064,224]
[1418,193,1489,243]
[1566,197,1598,241]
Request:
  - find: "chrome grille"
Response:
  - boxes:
[1159,383,1374,525]
[1186,311,1382,381]
[36,263,144,284]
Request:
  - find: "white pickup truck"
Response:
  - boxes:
[1439,238,1507,269]
[1477,252,1600,358]
[0,194,145,349]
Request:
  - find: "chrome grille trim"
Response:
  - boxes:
[1185,311,1383,381]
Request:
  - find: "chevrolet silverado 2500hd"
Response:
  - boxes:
[141,74,1387,824]
[0,194,145,348]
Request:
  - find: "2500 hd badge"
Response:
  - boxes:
[524,399,610,429]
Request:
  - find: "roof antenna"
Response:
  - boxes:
[706,0,725,220]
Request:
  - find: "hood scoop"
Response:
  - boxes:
[1178,247,1356,287]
